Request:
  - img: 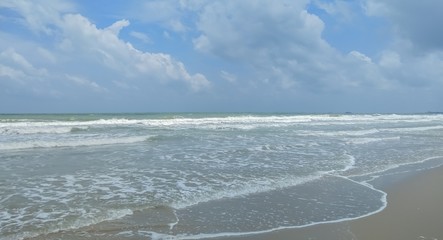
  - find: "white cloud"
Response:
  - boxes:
[194,0,320,59]
[193,0,362,92]
[66,74,107,93]
[345,51,390,89]
[193,35,210,53]
[395,51,443,87]
[59,14,209,91]
[0,64,26,82]
[364,0,443,52]
[134,0,180,22]
[220,70,237,83]
[130,31,152,44]
[0,0,74,34]
[379,51,401,69]
[0,48,54,97]
[0,48,47,79]
[133,49,210,91]
[361,0,443,90]
[2,48,34,71]
[37,47,57,64]
[349,51,372,63]
[128,0,190,33]
[191,0,443,95]
[1,0,442,112]
[168,19,188,33]
[0,1,210,98]
[362,0,388,16]
[105,19,130,35]
[312,0,354,21]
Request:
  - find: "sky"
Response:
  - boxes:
[1,0,442,113]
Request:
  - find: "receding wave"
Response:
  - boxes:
[171,173,325,209]
[5,208,133,240]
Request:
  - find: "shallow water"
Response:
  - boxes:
[1,113,443,239]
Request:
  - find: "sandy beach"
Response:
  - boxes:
[219,165,443,240]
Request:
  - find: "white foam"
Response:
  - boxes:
[297,128,380,137]
[0,135,151,150]
[338,153,356,172]
[171,173,324,209]
[346,136,401,145]
[346,155,443,179]
[147,231,179,240]
[386,125,443,133]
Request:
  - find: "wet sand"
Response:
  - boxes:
[219,165,443,240]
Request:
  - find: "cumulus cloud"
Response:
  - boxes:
[349,51,372,63]
[59,14,209,91]
[66,74,107,93]
[0,47,55,98]
[192,0,369,92]
[105,19,130,35]
[362,0,443,88]
[127,0,190,33]
[379,51,401,69]
[191,0,443,95]
[0,0,73,35]
[312,0,354,21]
[0,0,210,100]
[364,0,443,52]
[0,48,47,81]
[0,64,26,83]
[194,0,319,58]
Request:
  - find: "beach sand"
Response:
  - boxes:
[218,165,443,240]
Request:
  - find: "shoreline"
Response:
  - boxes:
[216,164,443,240]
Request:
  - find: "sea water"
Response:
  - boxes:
[1,113,443,239]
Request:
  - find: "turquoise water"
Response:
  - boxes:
[1,113,443,239]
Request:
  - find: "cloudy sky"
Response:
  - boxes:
[1,0,442,113]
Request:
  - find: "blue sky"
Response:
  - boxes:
[1,0,442,113]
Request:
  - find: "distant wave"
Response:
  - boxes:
[346,136,401,145]
[1,114,442,133]
[0,135,152,150]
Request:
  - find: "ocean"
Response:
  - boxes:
[1,113,443,239]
